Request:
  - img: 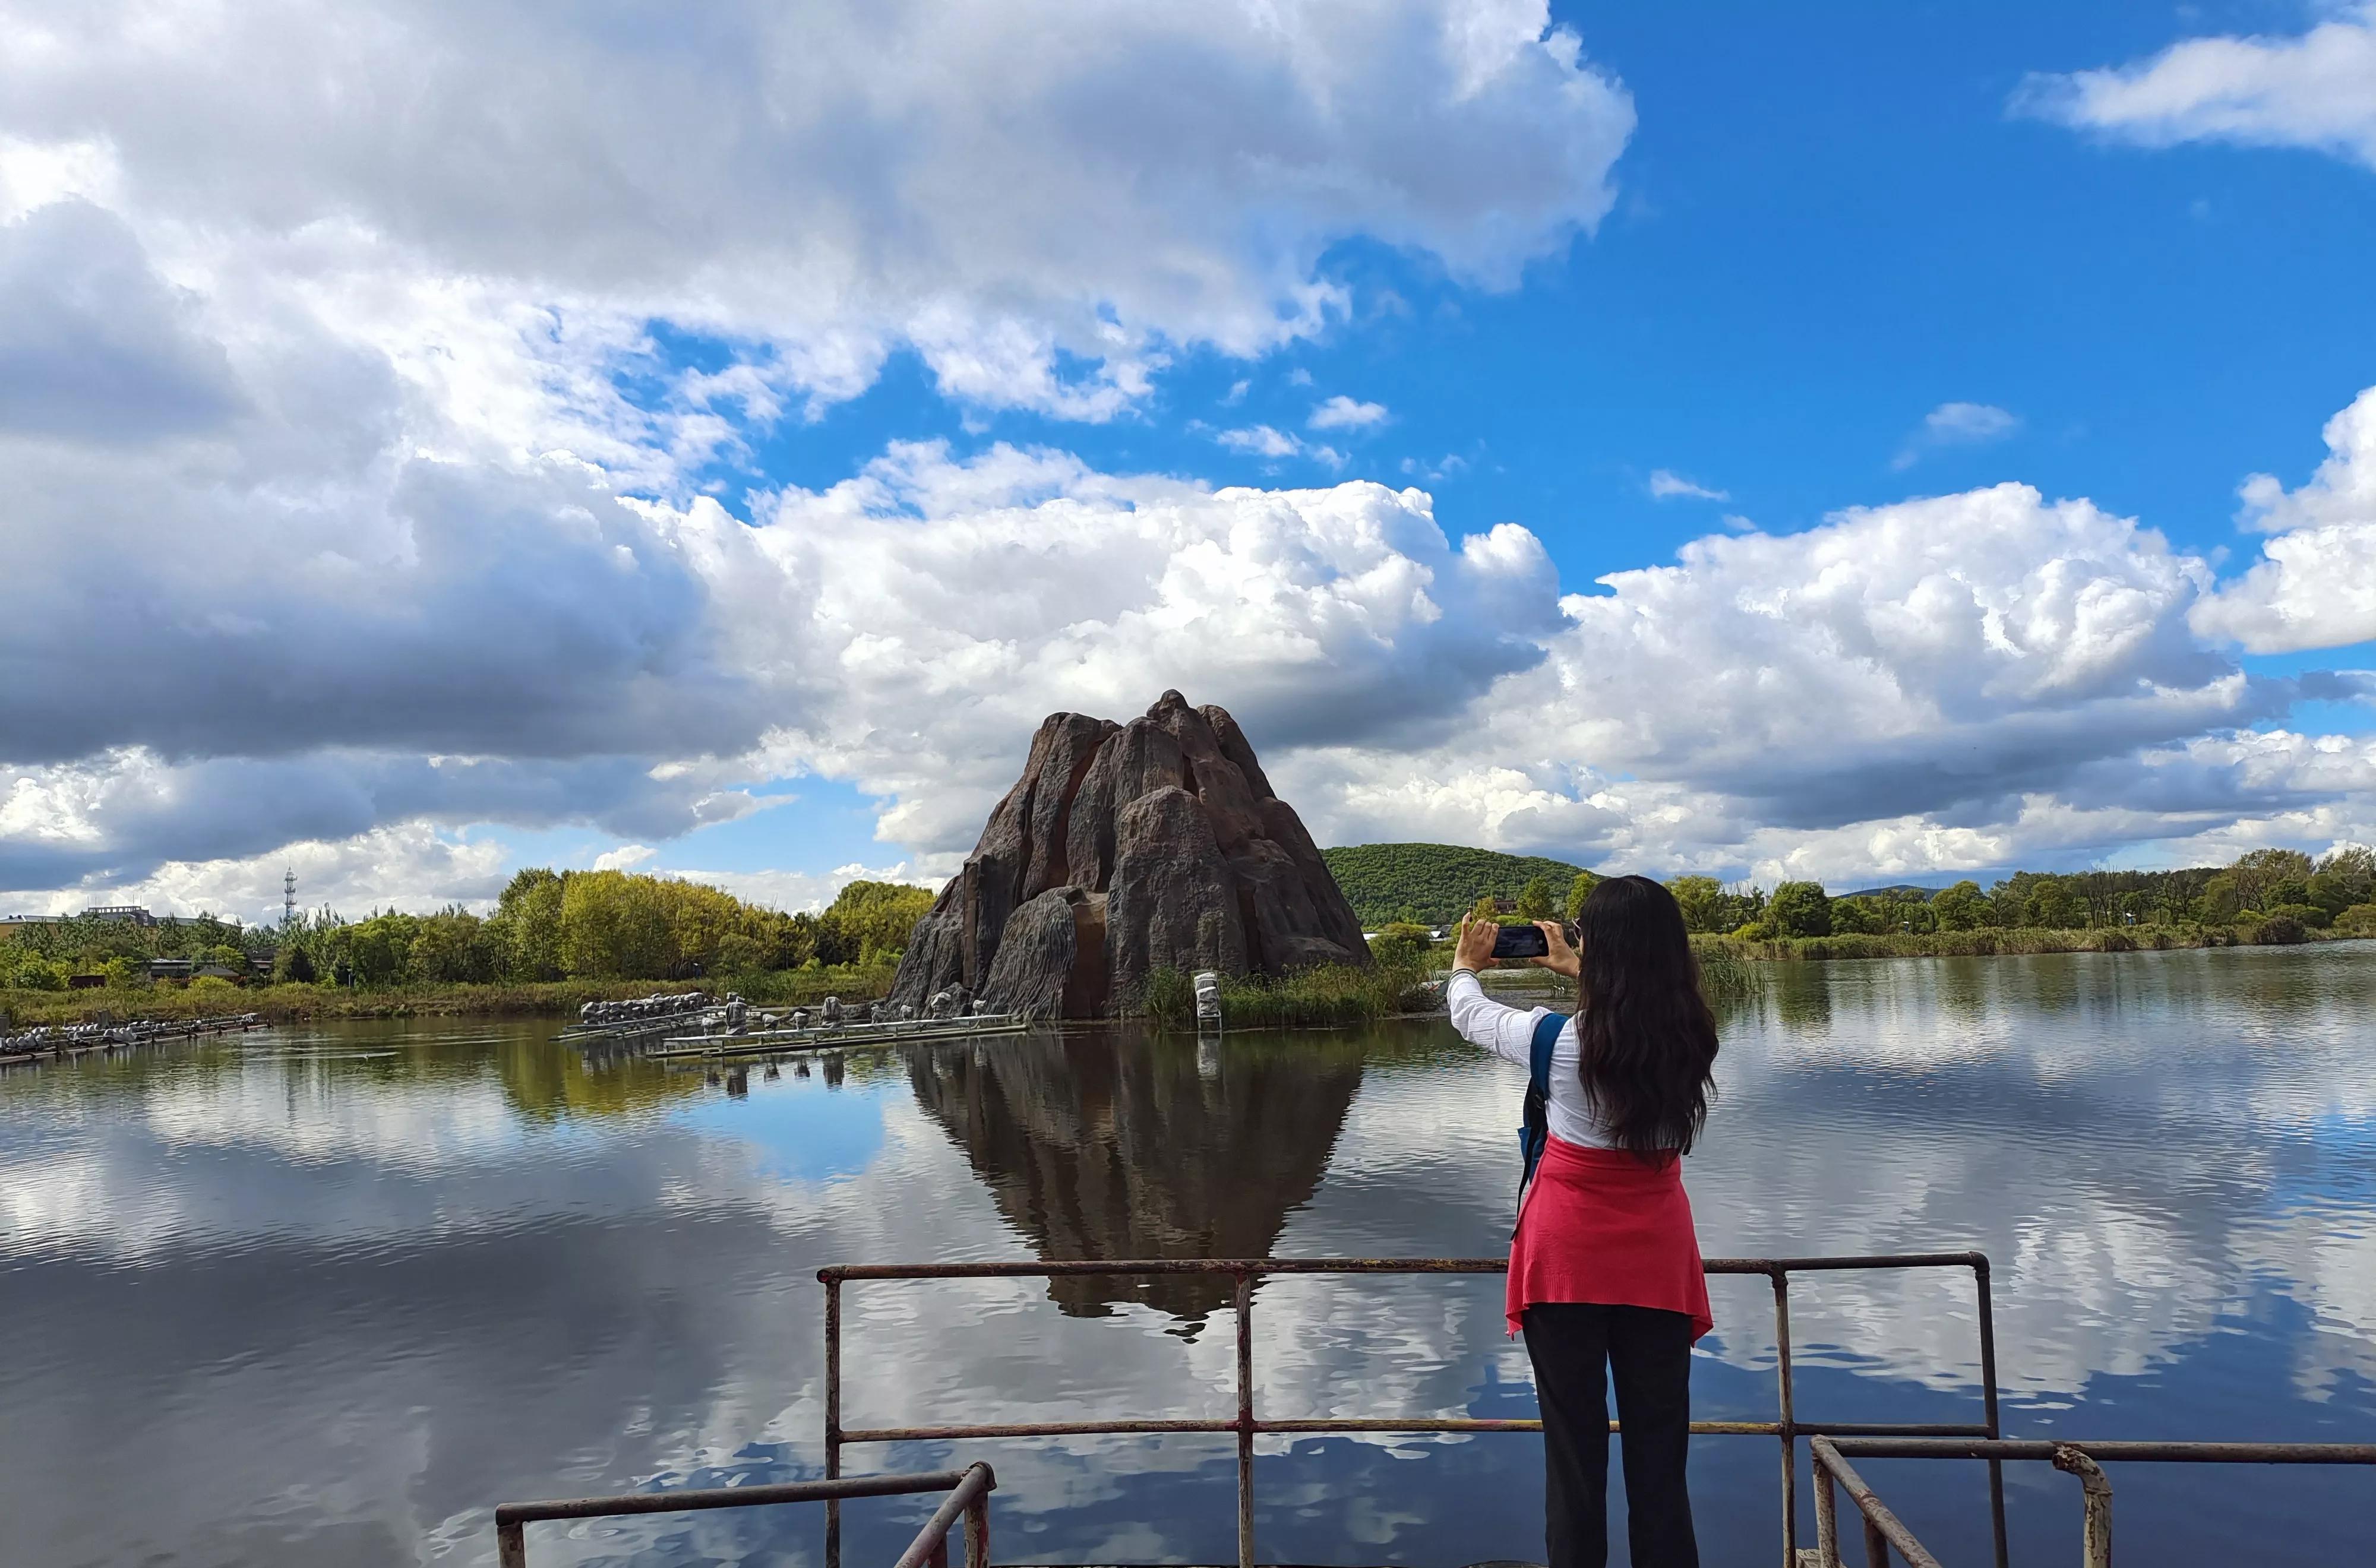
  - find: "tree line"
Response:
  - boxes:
[0,871,937,991]
[1360,846,2376,957]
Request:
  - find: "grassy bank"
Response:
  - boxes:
[1690,937,1761,1000]
[1730,924,2362,960]
[0,965,898,1028]
[1139,962,1439,1029]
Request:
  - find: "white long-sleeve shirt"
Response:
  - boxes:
[1445,968,1619,1150]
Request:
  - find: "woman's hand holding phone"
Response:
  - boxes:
[1530,920,1581,979]
[1453,915,1500,971]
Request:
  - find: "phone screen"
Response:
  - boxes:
[1490,924,1549,959]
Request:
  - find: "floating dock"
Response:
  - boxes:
[0,1011,266,1068]
[649,1012,1031,1059]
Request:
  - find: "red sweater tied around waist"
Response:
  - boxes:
[1506,1134,1713,1341]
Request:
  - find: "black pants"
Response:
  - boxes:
[1522,1303,1699,1568]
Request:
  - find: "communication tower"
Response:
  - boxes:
[283,868,298,932]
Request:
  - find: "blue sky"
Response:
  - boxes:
[3,1,2374,918]
[716,3,2376,575]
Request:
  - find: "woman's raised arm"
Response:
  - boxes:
[1448,916,1538,1066]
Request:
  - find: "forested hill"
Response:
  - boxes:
[1321,843,1591,927]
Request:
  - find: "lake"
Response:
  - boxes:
[2,944,2371,1567]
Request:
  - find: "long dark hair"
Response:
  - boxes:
[1572,875,1719,1159]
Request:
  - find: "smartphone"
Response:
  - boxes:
[1490,924,1549,960]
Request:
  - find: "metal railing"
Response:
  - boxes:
[819,1253,2005,1568]
[1805,1437,2376,1567]
[494,1462,995,1568]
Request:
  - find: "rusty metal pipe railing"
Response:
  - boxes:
[888,1463,997,1568]
[820,1253,2002,1568]
[1808,1436,2376,1567]
[494,1462,995,1568]
[1808,1437,1945,1568]
[1822,1436,2376,1463]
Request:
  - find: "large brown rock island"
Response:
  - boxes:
[888,692,1371,1019]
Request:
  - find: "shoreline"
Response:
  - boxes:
[4,931,2363,1032]
[0,969,898,1031]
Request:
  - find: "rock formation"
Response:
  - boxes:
[889,691,1370,1018]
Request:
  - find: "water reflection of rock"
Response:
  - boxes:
[910,1026,1364,1326]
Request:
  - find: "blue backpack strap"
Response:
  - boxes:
[1514,1010,1569,1231]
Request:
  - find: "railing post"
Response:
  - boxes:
[1774,1269,1797,1568]
[1813,1460,1839,1567]
[965,1491,991,1568]
[496,1518,527,1568]
[1975,1260,2007,1568]
[2053,1446,2112,1568]
[825,1274,843,1568]
[1234,1267,1255,1568]
[1862,1514,1890,1567]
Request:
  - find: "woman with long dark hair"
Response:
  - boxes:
[1449,875,1720,1568]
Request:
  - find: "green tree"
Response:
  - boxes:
[496,868,567,981]
[559,871,672,979]
[347,913,420,987]
[2307,847,2373,915]
[1888,892,1938,933]
[2228,848,2315,912]
[1565,871,1601,920]
[1768,881,1832,937]
[1932,880,1986,931]
[1829,895,1884,935]
[814,880,935,965]
[2197,874,2243,924]
[1666,876,1722,934]
[409,908,502,984]
[1515,875,1555,922]
[2023,878,2081,929]
[272,943,318,984]
[1712,883,1766,931]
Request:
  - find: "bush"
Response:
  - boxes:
[1366,921,1432,968]
[2336,903,2376,937]
[1733,921,1771,943]
[1138,967,1195,1023]
[2266,902,2331,930]
[2254,914,2308,946]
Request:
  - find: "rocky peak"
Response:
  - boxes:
[890,694,1370,1019]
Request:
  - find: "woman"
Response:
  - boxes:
[1448,875,1720,1568]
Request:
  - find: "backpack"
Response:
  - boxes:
[1513,1009,1571,1235]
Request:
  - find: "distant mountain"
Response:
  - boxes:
[1841,884,1944,900]
[1320,843,1592,927]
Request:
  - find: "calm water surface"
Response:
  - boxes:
[3,946,2372,1566]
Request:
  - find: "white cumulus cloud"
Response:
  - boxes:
[2193,384,2376,652]
[1892,402,2021,469]
[2017,5,2376,170]
[1310,396,1390,431]
[1648,469,1728,501]
[1263,480,2372,881]
[0,0,1635,425]
[1217,425,1307,459]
